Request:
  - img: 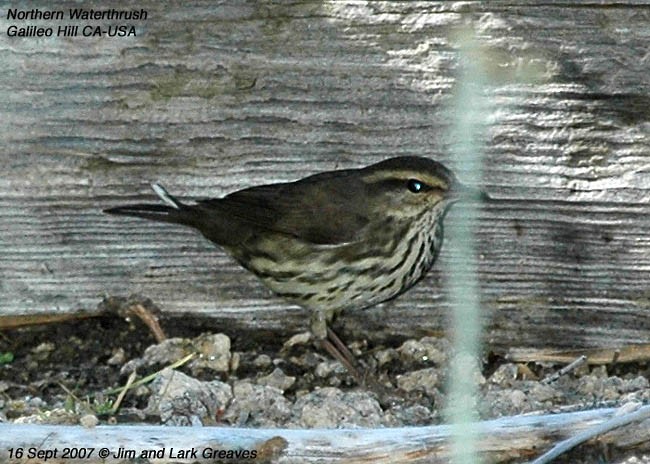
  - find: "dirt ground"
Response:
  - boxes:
[2,296,650,463]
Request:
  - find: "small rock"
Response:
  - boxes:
[253,354,272,368]
[374,348,398,367]
[80,414,99,428]
[121,334,232,376]
[618,456,650,464]
[348,340,366,357]
[622,376,649,393]
[314,360,347,378]
[14,408,79,425]
[191,333,231,374]
[5,397,48,420]
[257,368,296,393]
[397,337,449,365]
[32,342,55,354]
[31,342,55,360]
[292,387,386,428]
[107,348,126,366]
[146,368,232,426]
[289,352,323,370]
[134,385,150,397]
[509,389,527,409]
[397,368,440,397]
[577,375,598,396]
[282,332,312,351]
[479,389,531,417]
[26,397,46,409]
[528,383,560,403]
[386,404,435,426]
[224,381,291,427]
[121,338,191,375]
[489,364,519,386]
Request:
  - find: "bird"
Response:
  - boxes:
[104,156,487,383]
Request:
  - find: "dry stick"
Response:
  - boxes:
[0,300,166,342]
[103,352,195,396]
[110,371,137,414]
[507,344,650,365]
[529,404,650,464]
[58,382,83,406]
[541,355,588,384]
[126,303,167,343]
[0,313,99,329]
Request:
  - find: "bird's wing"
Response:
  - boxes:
[197,171,370,245]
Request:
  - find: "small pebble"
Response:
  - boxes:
[80,414,99,428]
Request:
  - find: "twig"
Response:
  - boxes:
[541,355,587,384]
[104,352,195,396]
[126,303,167,343]
[529,403,650,464]
[110,370,137,414]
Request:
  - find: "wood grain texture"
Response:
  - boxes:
[0,407,647,463]
[2,1,649,355]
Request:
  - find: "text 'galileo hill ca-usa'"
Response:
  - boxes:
[6,7,148,38]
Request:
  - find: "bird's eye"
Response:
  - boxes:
[407,179,425,193]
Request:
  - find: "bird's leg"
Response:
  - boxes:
[311,309,364,385]
[311,313,399,404]
[326,326,358,371]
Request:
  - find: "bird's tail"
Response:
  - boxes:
[104,183,196,226]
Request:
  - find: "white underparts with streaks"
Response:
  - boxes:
[240,203,447,314]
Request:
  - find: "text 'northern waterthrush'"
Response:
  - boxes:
[105,156,488,382]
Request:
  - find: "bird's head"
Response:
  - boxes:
[360,156,488,220]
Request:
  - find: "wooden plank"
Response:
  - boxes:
[2,1,650,354]
[1,406,648,463]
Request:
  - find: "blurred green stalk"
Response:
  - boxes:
[445,30,488,464]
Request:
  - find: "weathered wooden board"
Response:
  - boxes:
[2,1,650,355]
[1,406,649,463]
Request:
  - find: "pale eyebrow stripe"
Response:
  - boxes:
[363,171,448,189]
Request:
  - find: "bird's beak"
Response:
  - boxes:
[450,182,491,203]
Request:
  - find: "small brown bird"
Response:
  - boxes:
[105,156,487,381]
